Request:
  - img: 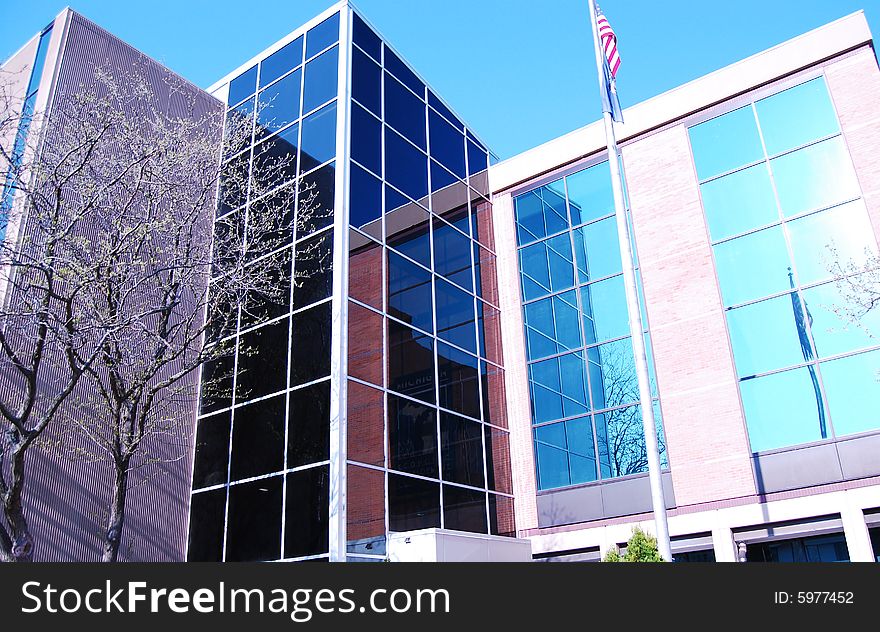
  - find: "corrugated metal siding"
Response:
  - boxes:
[16,13,221,562]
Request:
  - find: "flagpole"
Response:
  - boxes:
[586,0,672,561]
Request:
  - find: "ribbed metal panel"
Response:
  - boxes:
[12,12,221,562]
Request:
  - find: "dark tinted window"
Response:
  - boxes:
[285,466,329,558]
[236,317,289,401]
[387,251,433,332]
[292,229,333,310]
[437,342,480,419]
[230,394,286,481]
[200,354,234,414]
[387,320,435,404]
[225,476,282,561]
[288,381,331,467]
[435,277,476,353]
[385,127,428,202]
[433,219,472,290]
[351,47,381,116]
[428,91,464,131]
[429,110,466,179]
[443,484,487,533]
[350,163,382,231]
[353,12,381,61]
[251,123,298,190]
[385,72,426,150]
[290,302,331,386]
[192,411,231,489]
[388,474,440,531]
[351,102,381,175]
[187,489,226,561]
[298,161,335,235]
[388,395,439,477]
[383,46,424,98]
[440,411,484,487]
[257,69,301,138]
[240,248,292,330]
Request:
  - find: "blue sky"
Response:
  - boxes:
[2,0,878,158]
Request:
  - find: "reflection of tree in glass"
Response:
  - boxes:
[591,341,665,478]
[825,243,880,343]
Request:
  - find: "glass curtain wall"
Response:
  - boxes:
[345,11,513,562]
[188,12,341,562]
[688,76,880,454]
[513,161,666,492]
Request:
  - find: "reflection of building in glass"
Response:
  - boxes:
[7,3,880,563]
[187,3,513,563]
[494,12,880,563]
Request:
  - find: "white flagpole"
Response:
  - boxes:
[586,0,672,561]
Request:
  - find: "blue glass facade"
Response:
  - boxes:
[688,76,880,453]
[513,161,665,491]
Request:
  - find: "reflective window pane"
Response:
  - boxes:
[228,65,257,106]
[303,46,338,114]
[387,251,433,332]
[292,229,333,310]
[429,110,466,179]
[429,91,464,131]
[821,351,880,437]
[437,342,481,420]
[713,225,792,307]
[524,290,581,361]
[236,318,289,401]
[388,395,438,478]
[520,233,575,301]
[351,46,381,116]
[565,162,613,226]
[440,411,485,487]
[727,294,810,378]
[433,219,472,291]
[581,275,628,345]
[289,302,331,387]
[388,474,440,531]
[514,181,567,245]
[385,72,426,150]
[192,411,231,490]
[352,12,381,61]
[252,124,298,189]
[443,485,487,534]
[595,405,650,477]
[484,425,512,493]
[531,351,589,422]
[260,36,303,88]
[700,163,778,241]
[385,127,428,202]
[387,320,435,403]
[383,46,424,98]
[740,367,829,452]
[225,98,254,158]
[225,476,282,561]
[536,442,569,489]
[288,381,330,467]
[573,217,621,282]
[230,394,286,481]
[435,277,477,353]
[305,12,339,59]
[688,106,763,180]
[801,281,880,358]
[199,354,234,414]
[187,489,226,561]
[285,465,329,558]
[386,194,430,267]
[756,78,839,155]
[351,102,381,175]
[300,102,336,173]
[298,161,335,235]
[771,137,861,217]
[787,201,878,286]
[257,68,300,137]
[350,163,382,231]
[587,338,638,411]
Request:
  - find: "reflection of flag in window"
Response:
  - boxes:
[789,269,827,439]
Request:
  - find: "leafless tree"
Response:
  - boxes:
[825,244,880,340]
[0,61,328,561]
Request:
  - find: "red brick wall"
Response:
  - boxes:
[825,48,880,247]
[622,125,757,507]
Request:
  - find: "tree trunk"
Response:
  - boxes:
[1,440,36,562]
[102,461,129,563]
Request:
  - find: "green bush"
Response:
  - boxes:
[602,527,665,562]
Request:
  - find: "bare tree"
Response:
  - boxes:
[0,60,327,561]
[826,244,880,340]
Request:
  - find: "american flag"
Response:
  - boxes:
[597,8,621,78]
